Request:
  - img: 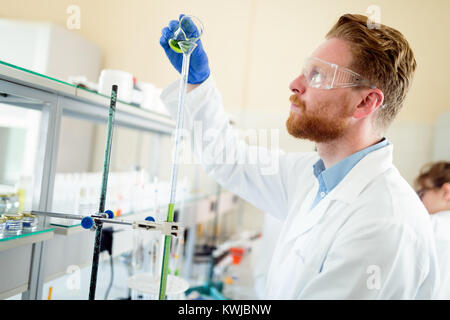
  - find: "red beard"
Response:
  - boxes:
[286,94,351,143]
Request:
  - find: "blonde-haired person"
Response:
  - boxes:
[415,161,450,299]
[159,14,438,299]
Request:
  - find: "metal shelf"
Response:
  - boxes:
[0,60,175,134]
[52,224,83,236]
[0,60,77,96]
[0,228,54,252]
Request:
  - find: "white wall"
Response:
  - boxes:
[433,111,450,162]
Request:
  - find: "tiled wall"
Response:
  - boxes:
[433,111,450,162]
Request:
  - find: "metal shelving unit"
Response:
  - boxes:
[0,228,54,252]
[0,60,241,300]
[0,60,177,300]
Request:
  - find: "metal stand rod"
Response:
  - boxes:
[208,185,221,285]
[89,222,103,300]
[89,85,117,300]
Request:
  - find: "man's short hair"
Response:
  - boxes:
[326,14,417,133]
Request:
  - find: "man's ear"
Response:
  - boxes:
[442,182,450,201]
[353,89,384,119]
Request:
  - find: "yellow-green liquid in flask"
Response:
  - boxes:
[168,39,183,53]
[168,39,197,54]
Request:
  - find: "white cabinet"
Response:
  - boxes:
[0,19,101,83]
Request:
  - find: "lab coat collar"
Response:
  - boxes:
[312,138,390,195]
[285,144,395,244]
[433,210,450,217]
[326,144,394,204]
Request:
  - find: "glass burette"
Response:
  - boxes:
[158,15,204,300]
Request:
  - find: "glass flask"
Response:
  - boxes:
[168,15,204,54]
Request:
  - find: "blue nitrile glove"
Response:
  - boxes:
[159,14,210,84]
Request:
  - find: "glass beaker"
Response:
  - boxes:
[132,229,145,272]
[168,15,204,54]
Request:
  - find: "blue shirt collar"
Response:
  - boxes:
[313,138,390,193]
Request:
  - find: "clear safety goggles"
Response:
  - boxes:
[302,57,375,90]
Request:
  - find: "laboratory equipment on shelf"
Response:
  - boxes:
[98,69,133,103]
[128,272,189,300]
[1,191,40,237]
[169,236,184,277]
[3,213,23,236]
[16,175,32,214]
[159,14,204,301]
[0,192,19,215]
[30,85,184,300]
[0,191,23,237]
[207,231,261,299]
[184,184,228,300]
[0,216,6,238]
[51,172,189,226]
[22,212,38,232]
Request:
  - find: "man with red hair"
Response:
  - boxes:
[159,14,438,299]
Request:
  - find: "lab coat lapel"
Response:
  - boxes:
[327,144,394,204]
[285,181,334,244]
[284,144,394,245]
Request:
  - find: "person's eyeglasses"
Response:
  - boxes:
[302,57,376,90]
[416,187,436,200]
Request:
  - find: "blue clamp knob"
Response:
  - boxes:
[105,210,114,219]
[145,216,155,222]
[81,216,94,229]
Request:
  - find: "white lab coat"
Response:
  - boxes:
[252,213,284,299]
[160,76,439,299]
[430,211,450,299]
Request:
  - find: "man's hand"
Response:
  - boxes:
[159,14,210,85]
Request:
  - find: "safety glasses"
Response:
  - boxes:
[416,187,437,200]
[302,57,375,90]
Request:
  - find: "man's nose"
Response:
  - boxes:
[289,74,307,94]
